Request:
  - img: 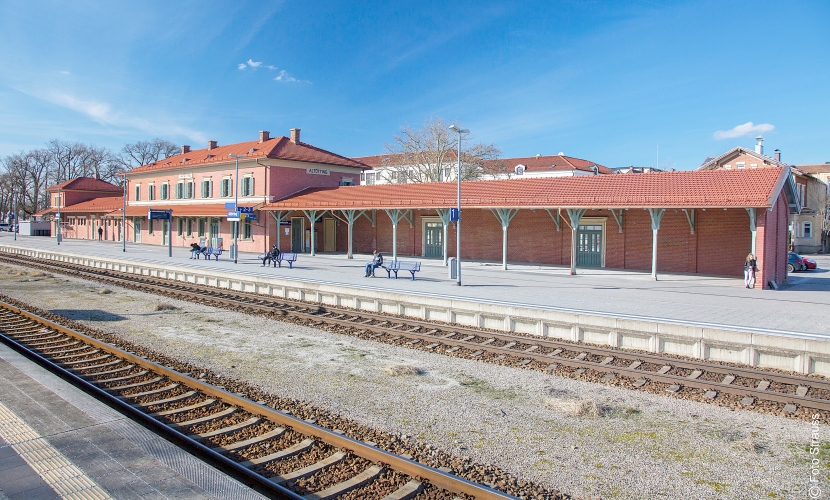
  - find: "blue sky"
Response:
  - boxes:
[1,0,828,169]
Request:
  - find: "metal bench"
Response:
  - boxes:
[201,247,223,261]
[275,252,298,268]
[383,260,421,280]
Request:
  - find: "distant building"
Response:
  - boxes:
[794,163,830,253]
[352,153,610,184]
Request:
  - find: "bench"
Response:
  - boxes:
[382,260,421,280]
[201,247,223,261]
[275,252,298,268]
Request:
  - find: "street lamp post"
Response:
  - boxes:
[56,181,62,245]
[122,176,127,252]
[448,124,469,286]
[229,154,246,264]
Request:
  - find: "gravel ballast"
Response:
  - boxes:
[0,264,824,499]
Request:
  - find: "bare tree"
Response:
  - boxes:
[383,117,501,183]
[118,139,178,170]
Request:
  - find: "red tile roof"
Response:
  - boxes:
[46,177,123,193]
[56,196,124,213]
[352,153,611,174]
[264,167,789,210]
[130,136,369,174]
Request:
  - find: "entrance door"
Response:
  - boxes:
[209,219,220,247]
[162,220,169,246]
[424,222,443,258]
[577,225,603,267]
[291,217,304,253]
[323,218,336,252]
[134,218,141,243]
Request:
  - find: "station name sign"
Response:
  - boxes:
[178,173,193,179]
[306,168,330,176]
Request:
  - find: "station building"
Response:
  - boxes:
[41,132,800,289]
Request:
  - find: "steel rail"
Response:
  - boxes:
[0,300,519,500]
[2,253,827,413]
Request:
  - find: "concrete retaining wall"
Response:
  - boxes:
[3,244,829,376]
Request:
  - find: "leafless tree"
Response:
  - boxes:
[382,117,501,183]
[118,139,178,170]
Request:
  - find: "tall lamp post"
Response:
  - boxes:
[229,153,246,264]
[448,124,468,286]
[56,181,62,245]
[122,176,127,252]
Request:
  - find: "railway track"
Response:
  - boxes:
[1,252,828,420]
[0,300,525,500]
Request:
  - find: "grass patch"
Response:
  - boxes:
[155,302,180,311]
[458,376,516,399]
[384,364,422,376]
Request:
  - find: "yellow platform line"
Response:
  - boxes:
[0,402,113,500]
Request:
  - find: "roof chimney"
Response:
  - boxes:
[259,130,270,143]
[208,140,217,150]
[181,145,190,154]
[774,149,781,162]
[755,135,764,155]
[290,128,300,144]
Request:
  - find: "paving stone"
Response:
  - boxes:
[703,390,718,399]
[796,386,809,397]
[665,384,681,393]
[757,380,770,391]
[721,375,736,385]
[740,397,755,406]
[783,404,798,413]
[633,378,647,387]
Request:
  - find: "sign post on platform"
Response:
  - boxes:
[229,154,246,264]
[148,208,173,257]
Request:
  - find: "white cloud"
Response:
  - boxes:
[238,63,247,70]
[246,59,262,68]
[274,70,311,84]
[60,70,70,75]
[35,91,206,143]
[265,65,276,70]
[713,121,775,140]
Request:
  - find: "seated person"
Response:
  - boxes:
[262,245,281,266]
[189,242,202,259]
[364,250,383,277]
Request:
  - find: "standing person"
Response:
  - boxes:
[97,226,103,240]
[744,253,757,289]
[364,250,383,277]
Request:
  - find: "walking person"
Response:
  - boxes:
[97,226,103,240]
[364,250,383,277]
[744,253,757,289]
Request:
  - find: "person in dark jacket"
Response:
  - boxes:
[190,242,202,259]
[262,245,281,266]
[744,253,757,288]
[364,250,383,277]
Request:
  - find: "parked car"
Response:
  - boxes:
[803,256,817,270]
[0,223,11,232]
[788,252,806,273]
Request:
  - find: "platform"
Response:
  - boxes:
[0,341,266,500]
[1,233,830,376]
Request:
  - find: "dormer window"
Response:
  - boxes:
[514,165,525,175]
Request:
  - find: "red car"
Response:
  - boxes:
[803,256,817,270]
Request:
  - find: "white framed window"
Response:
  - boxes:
[241,176,254,196]
[365,172,375,185]
[161,183,169,200]
[339,178,354,186]
[201,179,212,198]
[360,172,365,182]
[736,162,745,169]
[220,178,232,197]
[175,182,184,199]
[53,195,60,206]
[803,221,812,239]
[724,164,731,169]
[134,184,141,201]
[148,183,155,201]
[243,221,252,239]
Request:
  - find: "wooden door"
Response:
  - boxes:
[323,218,336,252]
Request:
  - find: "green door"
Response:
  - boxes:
[162,220,169,246]
[209,219,219,247]
[424,222,443,258]
[577,225,602,267]
[291,217,304,253]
